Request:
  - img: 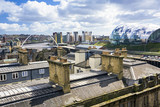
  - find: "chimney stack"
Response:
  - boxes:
[101,51,124,80]
[50,56,58,60]
[18,48,28,65]
[48,56,71,93]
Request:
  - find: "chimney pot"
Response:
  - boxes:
[115,48,120,52]
[93,46,97,49]
[114,52,121,56]
[102,51,110,55]
[122,47,126,51]
[60,57,67,63]
[50,56,57,60]
[58,46,62,49]
[88,46,91,49]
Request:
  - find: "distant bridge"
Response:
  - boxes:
[21,35,58,47]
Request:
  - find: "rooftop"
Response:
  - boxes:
[63,52,75,61]
[0,61,49,73]
[123,58,146,66]
[123,59,160,80]
[75,60,90,68]
[0,71,124,107]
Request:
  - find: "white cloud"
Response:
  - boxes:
[7,16,19,22]
[0,0,160,35]
[0,23,28,32]
[0,0,21,14]
[29,22,49,33]
[20,1,58,22]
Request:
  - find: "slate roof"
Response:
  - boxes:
[70,71,106,81]
[123,58,146,66]
[0,71,125,107]
[0,49,4,53]
[90,54,101,58]
[0,61,49,73]
[0,63,20,68]
[75,60,90,68]
[74,54,101,69]
[63,53,75,61]
[123,59,160,80]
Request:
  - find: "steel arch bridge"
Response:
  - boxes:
[21,35,58,48]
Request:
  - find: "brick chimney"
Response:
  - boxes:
[101,51,124,79]
[18,48,28,65]
[48,56,71,93]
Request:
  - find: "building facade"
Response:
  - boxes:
[82,31,92,42]
[74,32,79,42]
[53,32,63,44]
[0,61,49,85]
[66,32,72,43]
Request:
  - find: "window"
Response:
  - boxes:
[0,74,7,81]
[12,72,19,79]
[22,71,28,77]
[128,100,135,107]
[77,69,79,73]
[39,69,45,74]
[69,65,72,70]
[77,69,83,73]
[143,95,149,107]
[154,91,158,106]
[119,102,127,107]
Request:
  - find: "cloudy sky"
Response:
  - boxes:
[0,0,160,35]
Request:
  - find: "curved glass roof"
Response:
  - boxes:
[148,28,160,43]
[110,25,155,41]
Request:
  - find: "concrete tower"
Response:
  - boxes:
[66,32,71,43]
[74,32,78,42]
[82,31,85,42]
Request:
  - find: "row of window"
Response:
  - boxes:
[0,69,46,81]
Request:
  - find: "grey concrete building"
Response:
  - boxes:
[73,32,78,42]
[66,32,72,43]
